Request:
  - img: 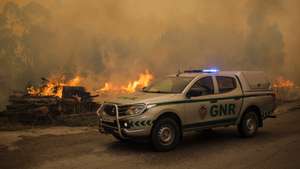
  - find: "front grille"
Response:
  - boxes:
[102,104,130,117]
[102,121,116,127]
[118,105,131,116]
[103,104,117,116]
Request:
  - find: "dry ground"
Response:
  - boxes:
[0,102,300,169]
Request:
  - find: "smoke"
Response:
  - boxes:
[244,0,284,73]
[0,0,299,109]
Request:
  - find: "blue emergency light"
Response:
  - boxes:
[184,68,219,73]
[202,69,219,73]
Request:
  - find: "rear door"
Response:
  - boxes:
[210,75,243,123]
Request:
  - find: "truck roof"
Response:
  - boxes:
[169,70,271,92]
[169,70,257,78]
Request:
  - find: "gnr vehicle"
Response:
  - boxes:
[96,69,276,151]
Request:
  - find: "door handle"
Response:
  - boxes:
[210,100,218,103]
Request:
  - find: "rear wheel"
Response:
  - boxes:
[238,111,259,137]
[151,117,181,151]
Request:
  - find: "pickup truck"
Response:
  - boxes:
[96,69,276,151]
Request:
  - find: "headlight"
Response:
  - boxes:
[125,104,146,116]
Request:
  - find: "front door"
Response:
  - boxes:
[183,76,219,129]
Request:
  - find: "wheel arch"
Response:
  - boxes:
[239,105,263,127]
[151,111,183,137]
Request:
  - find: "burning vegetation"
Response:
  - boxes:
[273,76,300,102]
[273,76,295,89]
[99,70,154,93]
[2,70,154,124]
[25,70,154,97]
[27,75,81,98]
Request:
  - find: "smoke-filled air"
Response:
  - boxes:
[0,0,300,109]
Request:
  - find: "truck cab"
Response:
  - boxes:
[97,69,276,151]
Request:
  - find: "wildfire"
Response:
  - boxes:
[27,75,81,98]
[273,76,295,89]
[27,70,154,97]
[100,70,154,93]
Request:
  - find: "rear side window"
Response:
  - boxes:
[216,76,237,93]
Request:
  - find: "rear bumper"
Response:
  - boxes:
[262,111,276,120]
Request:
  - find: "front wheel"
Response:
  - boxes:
[238,111,259,137]
[151,117,181,151]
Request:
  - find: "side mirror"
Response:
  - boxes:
[186,88,203,98]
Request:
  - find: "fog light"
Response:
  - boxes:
[124,122,128,127]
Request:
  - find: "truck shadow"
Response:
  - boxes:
[102,127,277,168]
[105,127,274,154]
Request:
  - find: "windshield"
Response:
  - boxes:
[143,77,193,93]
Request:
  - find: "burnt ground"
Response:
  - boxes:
[0,104,300,169]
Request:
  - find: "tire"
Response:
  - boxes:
[151,117,181,151]
[238,111,259,137]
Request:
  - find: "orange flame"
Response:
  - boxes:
[100,70,154,93]
[273,76,295,89]
[27,75,81,98]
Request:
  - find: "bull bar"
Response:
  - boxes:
[96,103,125,139]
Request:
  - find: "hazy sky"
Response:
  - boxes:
[16,0,299,75]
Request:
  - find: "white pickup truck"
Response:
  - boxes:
[97,69,276,151]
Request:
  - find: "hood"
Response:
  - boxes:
[102,91,183,105]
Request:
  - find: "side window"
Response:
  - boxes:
[216,76,237,93]
[189,76,214,96]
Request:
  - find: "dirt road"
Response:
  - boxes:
[1,106,300,169]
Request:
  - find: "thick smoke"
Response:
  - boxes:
[0,0,299,109]
[244,0,284,73]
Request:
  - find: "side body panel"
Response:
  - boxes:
[235,72,276,124]
[180,74,244,131]
[236,92,276,124]
[180,75,218,128]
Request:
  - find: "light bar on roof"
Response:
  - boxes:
[202,69,219,73]
[184,68,219,73]
[184,70,203,73]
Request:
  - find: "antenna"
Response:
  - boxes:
[176,69,181,77]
